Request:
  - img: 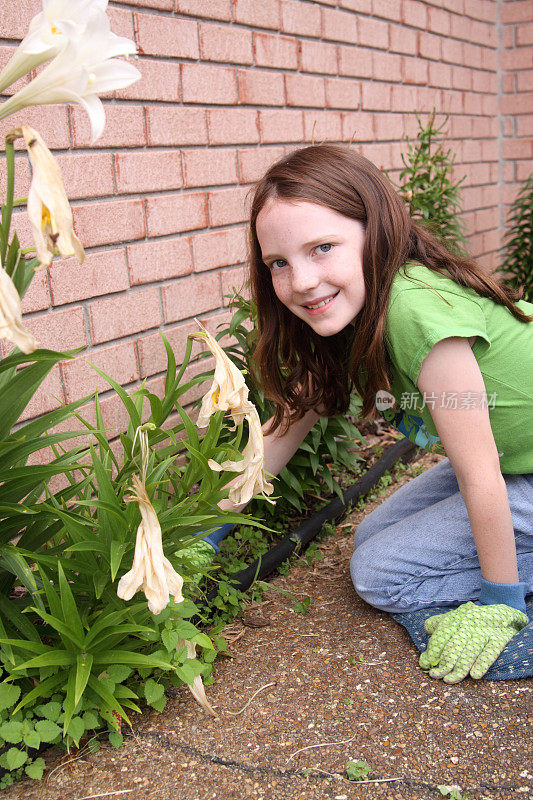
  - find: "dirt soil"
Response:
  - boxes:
[5,439,532,800]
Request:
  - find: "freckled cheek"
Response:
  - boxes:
[271,274,292,305]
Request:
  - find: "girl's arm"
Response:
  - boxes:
[218,407,322,514]
[417,336,519,583]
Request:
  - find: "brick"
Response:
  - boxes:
[303,111,343,143]
[208,186,251,226]
[517,22,533,46]
[0,1,37,39]
[517,115,533,136]
[200,22,253,64]
[281,0,321,37]
[137,320,198,378]
[391,84,418,112]
[89,288,161,344]
[134,13,198,58]
[115,150,182,195]
[402,56,428,85]
[72,199,145,248]
[183,147,238,187]
[416,86,442,113]
[221,266,249,304]
[361,82,392,111]
[26,307,87,352]
[19,366,64,423]
[517,160,533,181]
[341,112,374,142]
[116,58,180,102]
[62,341,139,403]
[127,238,193,285]
[481,93,497,115]
[207,108,259,145]
[0,154,29,204]
[401,0,426,28]
[285,74,326,107]
[176,0,231,20]
[372,52,403,83]
[428,6,451,35]
[21,269,50,314]
[253,32,298,69]
[237,146,286,182]
[517,70,533,92]
[502,139,533,160]
[339,0,371,10]
[107,6,135,39]
[181,63,237,104]
[358,16,389,49]
[259,108,304,143]
[452,65,472,91]
[372,0,402,20]
[389,24,417,54]
[233,0,281,30]
[374,113,404,140]
[299,40,338,75]
[321,7,358,44]
[325,78,360,110]
[0,105,69,152]
[500,47,533,72]
[162,272,221,323]
[500,1,533,24]
[338,45,373,78]
[462,139,483,163]
[501,92,533,115]
[117,0,173,9]
[472,115,498,138]
[49,249,129,306]
[145,192,207,237]
[503,26,515,49]
[70,105,145,148]
[146,107,208,146]
[238,68,285,105]
[192,227,247,272]
[471,70,495,93]
[440,36,462,65]
[54,153,114,201]
[503,73,516,94]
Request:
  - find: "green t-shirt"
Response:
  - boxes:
[379,261,533,474]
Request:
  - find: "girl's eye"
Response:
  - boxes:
[316,243,333,255]
[270,259,287,271]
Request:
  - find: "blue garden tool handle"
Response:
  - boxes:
[201,523,236,553]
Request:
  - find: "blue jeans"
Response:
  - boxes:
[350,458,533,613]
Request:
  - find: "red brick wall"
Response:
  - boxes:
[0,0,531,428]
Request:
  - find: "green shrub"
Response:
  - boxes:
[501,174,533,303]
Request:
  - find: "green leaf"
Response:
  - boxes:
[0,683,21,712]
[144,679,165,705]
[34,719,61,743]
[58,561,85,643]
[74,652,93,707]
[22,730,40,750]
[34,701,62,722]
[66,716,85,746]
[161,629,179,651]
[0,747,27,771]
[0,720,23,744]
[82,711,99,729]
[106,665,132,684]
[25,757,45,780]
[110,540,126,581]
[108,731,123,749]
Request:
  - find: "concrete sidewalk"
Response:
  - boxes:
[5,455,532,800]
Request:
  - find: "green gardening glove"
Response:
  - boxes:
[419,601,528,684]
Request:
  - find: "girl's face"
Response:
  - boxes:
[256,199,366,337]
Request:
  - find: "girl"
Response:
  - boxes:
[202,143,533,683]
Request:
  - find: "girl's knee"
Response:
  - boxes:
[349,543,392,611]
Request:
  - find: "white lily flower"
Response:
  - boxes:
[11,125,85,267]
[0,11,140,142]
[176,638,218,718]
[189,321,274,505]
[0,267,40,354]
[0,0,108,94]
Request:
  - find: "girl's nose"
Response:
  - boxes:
[290,261,320,294]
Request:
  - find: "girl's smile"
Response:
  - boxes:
[256,199,366,336]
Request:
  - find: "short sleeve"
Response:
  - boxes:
[385,284,492,385]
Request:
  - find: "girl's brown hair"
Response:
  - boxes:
[248,144,532,432]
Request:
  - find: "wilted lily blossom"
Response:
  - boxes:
[189,322,274,505]
[0,267,40,354]
[0,5,140,143]
[9,125,85,268]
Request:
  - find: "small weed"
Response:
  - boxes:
[438,786,470,800]
[292,596,311,615]
[346,759,372,781]
[343,698,354,707]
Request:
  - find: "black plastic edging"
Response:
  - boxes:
[193,437,420,620]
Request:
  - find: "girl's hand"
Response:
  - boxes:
[419,601,528,683]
